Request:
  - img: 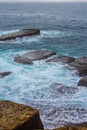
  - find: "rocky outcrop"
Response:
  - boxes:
[0,100,43,130]
[46,55,75,64]
[68,57,87,76]
[0,71,11,78]
[14,50,56,65]
[14,56,33,65]
[78,77,87,87]
[0,29,40,41]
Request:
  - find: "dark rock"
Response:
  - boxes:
[68,57,87,76]
[46,55,75,64]
[14,56,33,65]
[14,50,56,65]
[78,77,87,87]
[0,100,44,130]
[0,72,11,78]
[0,29,40,41]
[51,83,78,95]
[75,57,87,65]
[57,86,78,95]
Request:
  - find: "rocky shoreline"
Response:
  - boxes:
[0,100,87,130]
[0,29,87,130]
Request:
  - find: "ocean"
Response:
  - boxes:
[0,2,87,129]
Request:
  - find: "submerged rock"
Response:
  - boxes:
[14,50,56,65]
[0,72,11,78]
[0,100,43,130]
[78,77,87,87]
[46,55,75,64]
[0,29,40,41]
[51,83,78,95]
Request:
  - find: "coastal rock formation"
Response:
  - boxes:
[46,55,75,64]
[0,100,43,130]
[0,29,40,41]
[14,56,33,65]
[0,72,11,78]
[46,55,87,76]
[68,57,87,76]
[78,77,87,87]
[14,50,56,65]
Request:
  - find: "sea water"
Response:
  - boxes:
[0,2,87,129]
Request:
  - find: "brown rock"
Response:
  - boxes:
[0,29,40,41]
[78,77,87,87]
[46,55,75,64]
[0,72,11,78]
[14,50,56,65]
[0,100,44,130]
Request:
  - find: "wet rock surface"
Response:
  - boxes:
[68,57,87,76]
[78,77,87,87]
[14,56,33,65]
[0,72,11,78]
[14,50,56,65]
[50,83,78,95]
[46,55,75,64]
[0,100,43,130]
[0,29,40,41]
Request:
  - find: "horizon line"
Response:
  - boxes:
[0,1,87,3]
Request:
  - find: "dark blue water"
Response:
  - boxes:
[0,2,87,56]
[0,2,87,129]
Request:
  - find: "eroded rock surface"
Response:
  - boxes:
[14,50,56,65]
[0,29,40,41]
[78,77,87,87]
[0,72,11,78]
[0,100,43,130]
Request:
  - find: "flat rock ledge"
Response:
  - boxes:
[0,71,11,78]
[46,56,87,77]
[14,50,56,65]
[0,29,40,41]
[46,55,75,64]
[68,57,87,76]
[0,100,43,130]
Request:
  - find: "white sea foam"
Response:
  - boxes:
[0,30,87,129]
[0,30,19,36]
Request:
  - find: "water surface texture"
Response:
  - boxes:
[0,2,87,129]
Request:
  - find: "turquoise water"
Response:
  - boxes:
[0,2,87,129]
